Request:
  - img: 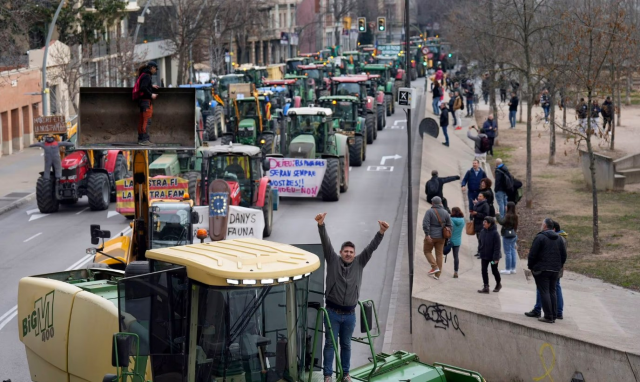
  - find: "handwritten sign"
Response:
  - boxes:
[116,176,188,215]
[378,44,402,56]
[267,158,327,197]
[34,115,67,135]
[193,205,264,240]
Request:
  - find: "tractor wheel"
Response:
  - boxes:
[349,136,364,167]
[377,105,384,131]
[365,114,375,144]
[214,105,225,137]
[185,172,199,201]
[112,153,129,202]
[260,133,276,155]
[385,95,392,116]
[221,135,234,146]
[340,151,349,193]
[36,177,59,213]
[321,158,340,202]
[262,187,273,238]
[205,115,218,141]
[87,172,110,211]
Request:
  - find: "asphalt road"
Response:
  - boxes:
[0,78,424,380]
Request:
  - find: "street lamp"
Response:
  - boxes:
[41,0,66,116]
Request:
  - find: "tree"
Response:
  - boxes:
[0,0,32,85]
[329,0,358,47]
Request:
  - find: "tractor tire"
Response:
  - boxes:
[36,177,59,213]
[260,133,276,155]
[87,172,110,211]
[205,115,218,141]
[321,158,340,202]
[185,172,199,201]
[349,136,364,167]
[385,95,392,116]
[377,105,385,131]
[262,187,273,238]
[365,114,375,144]
[214,105,225,137]
[112,153,129,202]
[340,152,349,193]
[221,135,234,146]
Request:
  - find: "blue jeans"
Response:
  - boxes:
[467,100,474,115]
[441,125,449,145]
[542,106,550,121]
[502,236,517,271]
[432,98,440,115]
[323,308,356,376]
[495,191,508,219]
[451,109,457,126]
[534,278,564,316]
[509,110,517,128]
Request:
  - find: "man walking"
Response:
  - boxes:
[134,61,159,145]
[465,80,475,117]
[601,96,613,136]
[494,158,513,219]
[453,91,464,130]
[425,170,460,212]
[482,114,497,156]
[591,99,602,136]
[315,212,389,382]
[423,196,452,280]
[448,91,457,127]
[508,92,519,129]
[540,89,551,124]
[576,98,588,134]
[439,103,450,147]
[466,126,490,164]
[527,218,567,323]
[499,75,507,103]
[461,159,487,214]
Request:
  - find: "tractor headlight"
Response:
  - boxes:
[68,175,77,180]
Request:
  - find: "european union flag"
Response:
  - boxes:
[209,192,228,217]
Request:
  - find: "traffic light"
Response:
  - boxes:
[448,53,452,58]
[377,17,386,31]
[358,17,366,32]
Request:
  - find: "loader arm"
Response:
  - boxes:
[130,150,150,262]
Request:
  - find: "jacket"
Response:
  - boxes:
[591,104,601,118]
[467,130,488,154]
[319,224,384,310]
[482,119,497,138]
[509,96,519,111]
[137,68,156,101]
[432,86,441,99]
[540,93,550,107]
[472,199,490,233]
[479,224,501,261]
[422,206,452,239]
[481,187,495,209]
[601,101,613,118]
[426,174,460,202]
[494,164,512,192]
[466,87,475,100]
[527,230,567,272]
[453,96,463,111]
[448,97,456,111]
[450,217,465,246]
[439,107,449,127]
[577,103,588,118]
[461,167,486,192]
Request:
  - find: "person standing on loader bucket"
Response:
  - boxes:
[315,212,389,382]
[30,136,75,180]
[133,61,159,146]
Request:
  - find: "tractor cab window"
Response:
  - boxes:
[364,81,376,96]
[219,76,243,92]
[150,203,192,248]
[329,101,355,122]
[291,115,325,138]
[302,69,320,80]
[196,89,207,108]
[286,60,303,73]
[208,156,253,206]
[376,57,395,66]
[336,82,359,97]
[237,100,259,118]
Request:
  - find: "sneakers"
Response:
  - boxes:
[493,283,502,292]
[442,142,449,146]
[324,377,332,382]
[138,140,154,146]
[343,375,352,382]
[428,267,440,275]
[453,272,458,278]
[499,269,511,274]
[455,126,462,130]
[524,310,541,318]
[511,269,517,274]
[477,285,490,294]
[431,275,439,280]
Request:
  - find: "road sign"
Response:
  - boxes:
[422,47,429,55]
[398,87,416,109]
[224,53,230,63]
[33,115,66,135]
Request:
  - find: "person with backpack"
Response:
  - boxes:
[466,126,490,164]
[494,158,513,218]
[425,170,460,211]
[482,114,497,156]
[450,207,466,278]
[461,159,487,214]
[423,196,452,280]
[134,61,159,146]
[498,202,518,274]
[453,91,464,130]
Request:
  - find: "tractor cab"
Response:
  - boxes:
[318,96,367,166]
[148,199,196,249]
[285,108,334,157]
[359,46,376,64]
[298,64,330,95]
[224,88,277,154]
[342,51,362,74]
[218,74,250,97]
[262,79,297,108]
[235,65,268,88]
[285,57,310,75]
[284,74,316,106]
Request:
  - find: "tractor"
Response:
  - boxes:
[235,64,269,88]
[285,56,311,75]
[258,82,292,116]
[179,83,225,141]
[18,239,486,382]
[342,50,363,74]
[283,74,317,107]
[261,79,300,109]
[363,63,397,117]
[297,64,332,97]
[282,107,349,201]
[34,121,129,213]
[317,95,367,167]
[360,73,388,131]
[331,75,377,144]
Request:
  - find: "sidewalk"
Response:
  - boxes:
[0,147,43,215]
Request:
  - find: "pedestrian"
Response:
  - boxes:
[526,218,567,323]
[435,66,444,87]
[423,196,452,280]
[498,202,518,274]
[160,78,165,88]
[466,126,490,164]
[540,89,551,124]
[453,91,464,130]
[591,99,601,136]
[499,75,507,103]
[315,212,389,381]
[432,81,442,115]
[439,102,450,146]
[461,159,487,213]
[134,61,159,145]
[482,114,497,156]
[477,216,502,293]
[479,178,495,217]
[29,136,75,180]
[465,80,475,117]
[481,75,490,104]
[471,191,491,258]
[425,169,460,211]
[601,96,613,136]
[446,76,452,92]
[526,221,567,319]
[510,79,520,94]
[576,98,588,134]
[448,91,457,127]
[450,207,466,278]
[494,158,513,219]
[508,92,519,128]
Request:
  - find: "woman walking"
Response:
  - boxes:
[432,81,442,115]
[471,191,490,258]
[478,216,502,293]
[498,202,519,274]
[479,178,495,217]
[450,207,466,278]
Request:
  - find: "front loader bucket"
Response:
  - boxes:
[78,87,196,150]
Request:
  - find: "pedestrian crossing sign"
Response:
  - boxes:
[398,87,416,109]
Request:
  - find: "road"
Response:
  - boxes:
[0,79,424,380]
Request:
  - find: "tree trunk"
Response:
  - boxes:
[526,86,533,209]
[625,67,631,106]
[585,93,600,254]
[549,87,556,165]
[616,70,622,126]
[177,52,185,85]
[518,73,524,123]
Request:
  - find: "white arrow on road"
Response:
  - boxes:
[380,154,402,166]
[394,120,406,126]
[27,208,49,222]
[107,211,120,218]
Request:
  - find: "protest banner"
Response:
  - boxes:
[193,205,264,240]
[116,176,188,215]
[267,158,327,197]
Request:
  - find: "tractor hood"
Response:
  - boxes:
[149,152,178,176]
[239,119,256,130]
[61,151,87,170]
[289,134,316,158]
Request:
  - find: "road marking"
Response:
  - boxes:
[367,166,394,172]
[380,154,401,165]
[107,211,120,218]
[0,306,17,322]
[26,209,40,215]
[394,120,407,125]
[349,167,352,172]
[66,255,93,271]
[23,232,42,243]
[29,213,49,222]
[390,125,405,129]
[76,207,89,215]
[0,310,17,332]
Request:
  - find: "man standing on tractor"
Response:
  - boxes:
[133,61,159,146]
[315,212,389,382]
[30,136,75,180]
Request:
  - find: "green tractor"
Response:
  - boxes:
[342,51,363,74]
[235,64,268,88]
[318,95,367,167]
[285,56,311,75]
[284,74,317,107]
[223,90,279,155]
[331,75,377,144]
[298,64,332,98]
[147,150,201,198]
[179,83,225,141]
[364,64,397,117]
[283,107,349,201]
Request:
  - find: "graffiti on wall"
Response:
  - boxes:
[533,342,557,382]
[417,303,465,337]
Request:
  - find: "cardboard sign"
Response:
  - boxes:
[34,116,67,135]
[193,205,264,241]
[378,44,402,56]
[267,158,327,197]
[116,176,188,214]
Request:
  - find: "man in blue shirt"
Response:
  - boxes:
[482,114,497,156]
[461,160,487,213]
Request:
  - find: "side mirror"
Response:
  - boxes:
[191,211,200,223]
[339,120,345,130]
[90,224,111,245]
[111,334,132,368]
[262,159,270,172]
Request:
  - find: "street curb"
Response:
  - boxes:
[0,192,36,217]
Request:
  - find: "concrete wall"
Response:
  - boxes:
[0,69,42,156]
[614,152,640,171]
[579,149,615,191]
[412,297,640,381]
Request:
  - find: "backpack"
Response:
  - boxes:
[425,179,439,201]
[498,168,514,191]
[513,178,524,203]
[480,135,491,153]
[132,73,147,101]
[460,99,464,110]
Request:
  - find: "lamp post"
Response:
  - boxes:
[41,0,66,116]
